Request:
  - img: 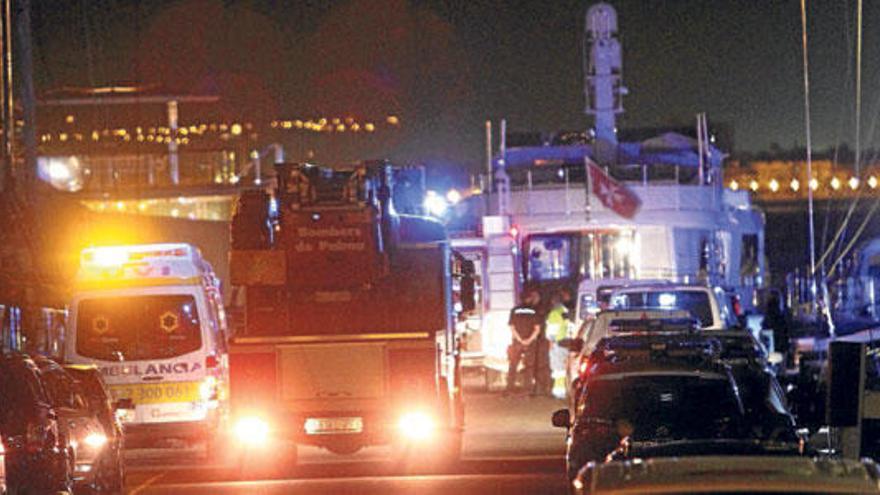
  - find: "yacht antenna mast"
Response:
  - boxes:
[585,3,626,152]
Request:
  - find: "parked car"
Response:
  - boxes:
[609,284,739,330]
[553,333,802,481]
[599,331,798,442]
[575,279,671,322]
[65,364,127,493]
[0,353,73,494]
[572,455,880,494]
[565,309,694,403]
[31,356,117,494]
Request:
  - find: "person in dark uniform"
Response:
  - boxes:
[507,289,544,395]
[763,291,790,362]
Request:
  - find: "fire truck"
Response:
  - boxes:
[227,162,468,469]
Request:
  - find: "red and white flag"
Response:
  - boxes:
[586,159,641,219]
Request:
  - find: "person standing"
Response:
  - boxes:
[506,289,542,395]
[763,290,790,363]
[546,290,573,399]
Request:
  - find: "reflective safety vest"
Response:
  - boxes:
[545,303,570,341]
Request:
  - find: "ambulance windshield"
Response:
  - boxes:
[76,295,202,361]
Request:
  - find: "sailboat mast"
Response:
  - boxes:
[800,0,818,310]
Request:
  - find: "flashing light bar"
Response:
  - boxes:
[82,243,193,266]
[77,243,207,284]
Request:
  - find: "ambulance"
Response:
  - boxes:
[66,243,229,448]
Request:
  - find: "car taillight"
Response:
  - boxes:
[578,356,590,379]
[732,296,743,317]
[206,354,220,369]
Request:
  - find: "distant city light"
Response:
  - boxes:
[790,178,800,191]
[830,177,841,190]
[729,180,739,191]
[848,177,859,190]
[749,180,759,192]
[768,179,779,192]
[870,176,878,189]
[809,178,819,190]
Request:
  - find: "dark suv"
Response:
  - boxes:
[65,364,126,493]
[554,333,802,481]
[0,353,72,494]
[32,356,124,495]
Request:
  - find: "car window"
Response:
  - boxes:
[613,290,713,328]
[76,294,202,361]
[66,369,111,401]
[582,374,744,440]
[41,370,87,410]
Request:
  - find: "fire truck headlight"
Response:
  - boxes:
[398,411,435,441]
[234,417,270,446]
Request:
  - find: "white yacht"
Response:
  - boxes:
[449,3,766,378]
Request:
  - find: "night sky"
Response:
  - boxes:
[28,0,880,174]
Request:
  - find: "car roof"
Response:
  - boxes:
[0,352,41,371]
[595,309,692,321]
[29,354,66,373]
[578,278,672,292]
[612,284,713,293]
[593,331,770,374]
[587,351,731,381]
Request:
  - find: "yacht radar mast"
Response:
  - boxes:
[585,3,627,156]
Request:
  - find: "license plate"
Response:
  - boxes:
[109,381,200,405]
[304,417,364,435]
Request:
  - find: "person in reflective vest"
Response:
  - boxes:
[546,289,573,399]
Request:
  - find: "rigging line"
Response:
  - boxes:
[856,0,863,177]
[827,146,880,276]
[817,0,864,270]
[818,78,880,270]
[828,197,880,277]
[801,0,818,288]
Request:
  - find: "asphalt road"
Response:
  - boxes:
[124,392,570,495]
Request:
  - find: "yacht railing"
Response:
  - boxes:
[470,161,731,217]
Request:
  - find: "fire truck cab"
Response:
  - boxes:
[228,162,466,468]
